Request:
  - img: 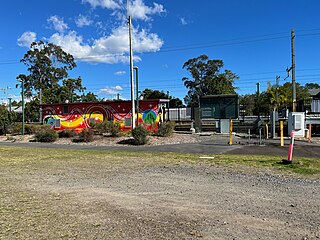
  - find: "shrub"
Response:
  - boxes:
[34,127,58,142]
[12,123,38,135]
[74,129,94,142]
[157,121,175,137]
[93,121,120,137]
[58,129,77,138]
[132,126,149,145]
[108,121,120,137]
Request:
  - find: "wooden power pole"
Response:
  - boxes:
[291,28,296,112]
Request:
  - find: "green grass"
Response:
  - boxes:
[0,146,319,177]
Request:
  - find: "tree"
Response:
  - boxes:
[17,41,77,100]
[42,77,86,103]
[182,54,238,107]
[305,83,320,89]
[0,106,16,135]
[261,81,310,113]
[140,88,184,107]
[81,92,99,102]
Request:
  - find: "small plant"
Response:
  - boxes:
[157,121,175,137]
[74,129,94,142]
[132,126,149,145]
[108,121,120,137]
[58,129,78,138]
[93,120,121,137]
[12,123,38,135]
[34,127,58,142]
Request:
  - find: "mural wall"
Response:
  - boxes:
[42,100,164,132]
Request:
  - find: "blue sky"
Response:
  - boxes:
[1,0,320,104]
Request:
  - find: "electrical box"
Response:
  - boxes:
[288,112,305,137]
[293,114,303,130]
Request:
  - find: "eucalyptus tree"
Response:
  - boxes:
[182,54,238,107]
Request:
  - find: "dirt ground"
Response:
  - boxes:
[0,151,319,240]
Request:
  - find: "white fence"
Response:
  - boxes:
[165,108,192,121]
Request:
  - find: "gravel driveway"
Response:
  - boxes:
[1,155,319,239]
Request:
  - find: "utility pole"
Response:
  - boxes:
[276,75,280,111]
[256,82,260,121]
[128,16,136,129]
[291,28,296,112]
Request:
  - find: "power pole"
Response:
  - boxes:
[128,16,136,129]
[291,28,296,112]
[256,82,260,121]
[276,75,280,111]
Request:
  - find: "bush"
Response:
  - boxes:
[12,123,38,135]
[108,122,120,137]
[157,121,175,137]
[58,129,78,138]
[74,129,94,142]
[34,127,58,142]
[132,126,149,145]
[93,121,120,137]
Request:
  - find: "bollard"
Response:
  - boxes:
[308,124,312,143]
[229,119,233,145]
[280,120,284,147]
[265,124,269,140]
[259,127,262,145]
[283,130,295,164]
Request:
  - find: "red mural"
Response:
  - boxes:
[41,99,167,132]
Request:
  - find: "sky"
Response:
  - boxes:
[1,0,320,105]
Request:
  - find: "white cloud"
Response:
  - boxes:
[99,85,123,95]
[83,0,165,21]
[75,15,93,27]
[127,0,165,21]
[17,31,37,47]
[48,24,163,64]
[47,15,68,33]
[114,70,126,75]
[180,17,187,25]
[82,0,122,10]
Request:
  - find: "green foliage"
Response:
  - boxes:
[305,83,320,89]
[12,123,38,135]
[141,88,184,108]
[0,106,17,135]
[74,129,94,142]
[93,121,120,137]
[157,121,175,137]
[132,126,149,145]
[34,126,58,142]
[16,41,87,104]
[182,54,238,107]
[58,129,78,138]
[81,92,99,102]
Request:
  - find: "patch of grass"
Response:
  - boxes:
[0,146,319,177]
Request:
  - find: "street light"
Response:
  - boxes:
[133,66,139,125]
[19,79,25,136]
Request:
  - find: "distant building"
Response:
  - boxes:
[309,89,320,112]
[41,99,169,132]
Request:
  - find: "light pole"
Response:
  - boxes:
[8,97,12,112]
[133,66,139,125]
[128,16,136,129]
[19,79,25,136]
